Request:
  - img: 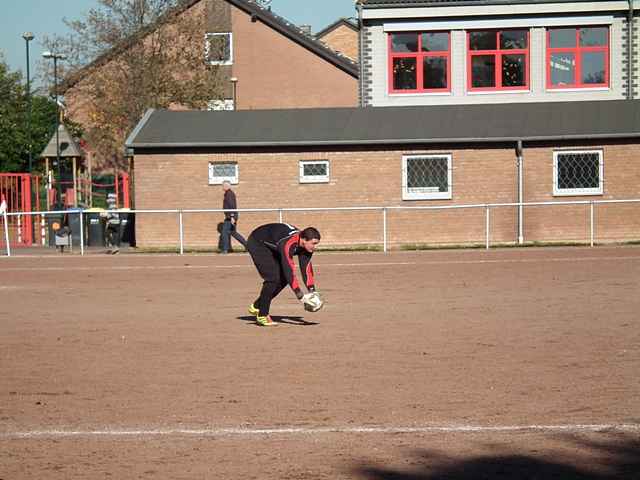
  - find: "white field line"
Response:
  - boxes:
[2,424,639,439]
[1,255,640,273]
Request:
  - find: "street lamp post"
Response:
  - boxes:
[22,33,34,174]
[230,77,238,111]
[42,51,66,207]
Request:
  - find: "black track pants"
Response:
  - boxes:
[247,237,288,316]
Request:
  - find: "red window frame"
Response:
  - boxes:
[546,26,609,89]
[388,31,451,94]
[467,29,530,92]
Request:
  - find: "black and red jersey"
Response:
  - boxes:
[248,223,316,295]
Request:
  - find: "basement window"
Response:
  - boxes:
[299,160,330,183]
[553,150,603,196]
[209,162,238,185]
[205,33,233,65]
[402,154,452,200]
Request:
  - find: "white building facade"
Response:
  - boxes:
[359,0,640,106]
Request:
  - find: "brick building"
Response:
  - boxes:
[126,101,640,249]
[61,0,359,171]
[316,18,360,62]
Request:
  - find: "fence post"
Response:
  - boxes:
[3,210,10,257]
[590,201,594,247]
[40,214,46,246]
[17,215,22,244]
[79,210,85,256]
[279,209,283,223]
[485,205,490,250]
[383,207,388,253]
[179,210,184,255]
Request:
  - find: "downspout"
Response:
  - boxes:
[357,1,364,107]
[629,0,635,99]
[516,140,524,245]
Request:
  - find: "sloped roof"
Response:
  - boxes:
[41,124,85,158]
[362,0,624,6]
[315,18,359,39]
[126,100,640,150]
[61,0,358,93]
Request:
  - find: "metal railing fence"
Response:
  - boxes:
[2,199,640,257]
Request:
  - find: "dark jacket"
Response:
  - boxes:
[223,189,238,221]
[248,223,315,297]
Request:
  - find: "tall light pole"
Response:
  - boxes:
[42,51,66,207]
[22,32,34,174]
[230,77,238,110]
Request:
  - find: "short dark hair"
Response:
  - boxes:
[301,227,321,241]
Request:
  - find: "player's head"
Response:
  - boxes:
[222,180,231,191]
[300,227,321,253]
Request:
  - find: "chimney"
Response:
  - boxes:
[299,24,312,35]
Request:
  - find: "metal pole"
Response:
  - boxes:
[23,33,34,174]
[179,210,184,255]
[516,140,524,244]
[3,210,10,257]
[278,208,283,223]
[590,201,595,247]
[383,207,388,253]
[54,56,62,207]
[485,205,490,250]
[79,210,84,256]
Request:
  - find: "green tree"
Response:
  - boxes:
[0,56,57,172]
[0,54,83,174]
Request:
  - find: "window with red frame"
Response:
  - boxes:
[547,26,609,89]
[389,31,450,93]
[468,29,529,91]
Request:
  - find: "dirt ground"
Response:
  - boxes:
[1,247,639,479]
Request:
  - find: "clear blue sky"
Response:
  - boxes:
[0,0,356,77]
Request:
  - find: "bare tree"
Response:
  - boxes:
[42,0,226,170]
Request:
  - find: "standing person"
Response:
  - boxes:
[247,223,321,326]
[220,181,246,253]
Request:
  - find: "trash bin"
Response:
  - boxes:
[66,208,83,247]
[85,209,105,247]
[46,213,65,247]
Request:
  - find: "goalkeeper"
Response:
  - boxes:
[246,223,322,326]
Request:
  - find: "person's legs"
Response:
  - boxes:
[247,237,281,318]
[221,220,232,253]
[230,223,247,248]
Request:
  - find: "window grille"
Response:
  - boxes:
[403,155,452,200]
[553,150,603,196]
[209,162,238,185]
[300,161,330,183]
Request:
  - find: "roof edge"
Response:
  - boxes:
[62,0,358,93]
[125,108,157,147]
[315,18,360,38]
[127,132,640,150]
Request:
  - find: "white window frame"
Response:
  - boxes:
[553,149,603,196]
[402,154,452,200]
[299,160,330,184]
[205,32,233,65]
[207,99,235,111]
[208,162,238,185]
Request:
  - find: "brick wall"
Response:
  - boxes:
[318,24,359,62]
[133,141,640,249]
[230,5,358,109]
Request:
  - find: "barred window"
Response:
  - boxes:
[205,33,233,65]
[402,154,452,200]
[553,150,603,196]
[299,160,330,183]
[209,162,238,185]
